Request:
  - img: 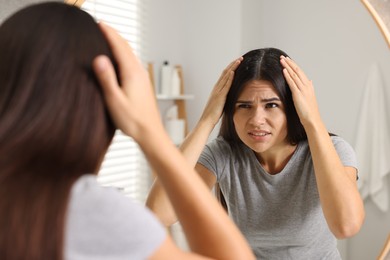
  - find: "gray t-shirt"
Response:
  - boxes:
[198,136,357,260]
[65,175,166,260]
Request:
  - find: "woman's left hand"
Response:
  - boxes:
[281,56,365,238]
[199,57,243,127]
[280,56,322,128]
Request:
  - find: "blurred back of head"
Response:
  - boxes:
[0,2,116,259]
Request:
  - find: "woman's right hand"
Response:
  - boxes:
[92,24,255,260]
[92,22,163,143]
[199,57,243,126]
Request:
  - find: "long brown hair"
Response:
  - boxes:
[0,3,116,259]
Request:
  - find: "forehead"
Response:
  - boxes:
[238,80,279,99]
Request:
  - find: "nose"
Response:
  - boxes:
[249,105,266,126]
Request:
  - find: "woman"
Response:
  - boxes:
[147,48,365,259]
[0,2,255,259]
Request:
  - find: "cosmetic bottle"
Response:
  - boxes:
[160,60,172,96]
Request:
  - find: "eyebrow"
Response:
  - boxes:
[236,97,281,103]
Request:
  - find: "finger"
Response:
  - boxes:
[280,57,304,89]
[216,57,242,89]
[93,55,123,103]
[282,67,300,94]
[222,71,235,92]
[216,69,236,95]
[280,56,309,83]
[228,56,243,71]
[218,58,242,80]
[98,22,143,83]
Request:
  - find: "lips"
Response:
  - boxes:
[248,130,271,137]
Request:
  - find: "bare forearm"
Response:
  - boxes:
[146,57,241,243]
[305,121,365,238]
[146,180,177,226]
[140,126,254,259]
[93,24,251,258]
[180,119,216,166]
[146,119,216,225]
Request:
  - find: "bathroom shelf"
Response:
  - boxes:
[156,94,194,100]
[148,63,192,135]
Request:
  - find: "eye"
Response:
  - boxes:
[265,103,278,109]
[237,103,252,109]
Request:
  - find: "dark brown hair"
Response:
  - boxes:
[0,2,116,259]
[219,48,307,147]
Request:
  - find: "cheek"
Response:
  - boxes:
[233,109,247,123]
[275,115,289,136]
[233,113,242,131]
[271,109,287,123]
[232,115,241,135]
[233,114,247,141]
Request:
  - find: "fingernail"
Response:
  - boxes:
[94,55,109,72]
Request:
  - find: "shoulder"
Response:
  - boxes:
[204,136,248,156]
[205,136,232,151]
[330,135,357,167]
[68,175,157,224]
[330,135,356,155]
[296,135,356,162]
[201,136,247,164]
[199,137,237,179]
[330,135,352,146]
[65,175,166,259]
[300,135,354,155]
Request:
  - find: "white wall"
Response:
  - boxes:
[146,0,242,138]
[147,0,390,259]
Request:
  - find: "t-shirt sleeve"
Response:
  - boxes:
[65,176,167,260]
[331,136,358,168]
[331,136,359,179]
[198,137,230,181]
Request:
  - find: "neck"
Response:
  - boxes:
[255,143,297,175]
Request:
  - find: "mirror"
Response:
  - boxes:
[146,1,390,260]
[362,0,390,48]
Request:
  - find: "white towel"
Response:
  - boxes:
[354,62,390,212]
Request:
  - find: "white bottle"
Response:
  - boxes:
[170,67,181,96]
[165,105,185,145]
[160,61,172,96]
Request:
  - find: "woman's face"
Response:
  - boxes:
[233,80,290,156]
